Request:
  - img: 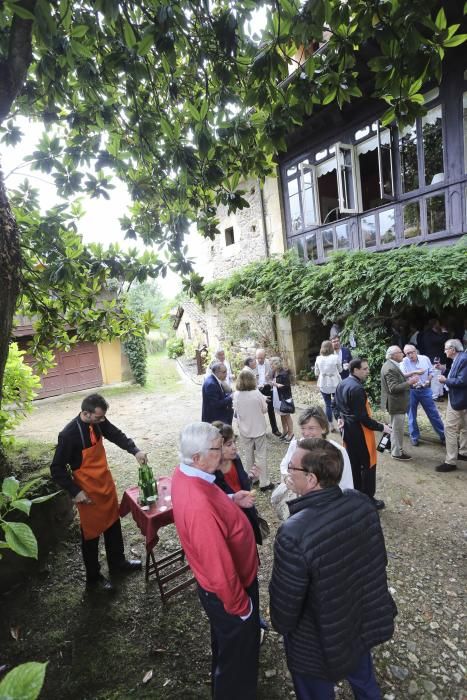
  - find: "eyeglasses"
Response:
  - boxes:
[287,462,308,473]
[208,447,222,452]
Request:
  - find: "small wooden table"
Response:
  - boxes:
[119,477,195,602]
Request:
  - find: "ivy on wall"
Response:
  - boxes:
[202,239,467,399]
[123,334,147,387]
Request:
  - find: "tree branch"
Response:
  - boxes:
[0,0,36,123]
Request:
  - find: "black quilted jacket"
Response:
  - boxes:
[269,486,397,680]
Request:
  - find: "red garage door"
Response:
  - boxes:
[34,342,103,399]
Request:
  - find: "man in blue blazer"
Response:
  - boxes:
[436,339,467,473]
[331,336,353,379]
[202,363,234,425]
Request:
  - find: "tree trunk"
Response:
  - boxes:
[0,164,22,480]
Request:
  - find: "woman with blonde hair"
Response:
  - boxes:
[233,368,273,492]
[270,357,294,443]
[314,339,342,430]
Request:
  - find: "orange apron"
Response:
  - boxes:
[362,399,378,469]
[73,421,119,540]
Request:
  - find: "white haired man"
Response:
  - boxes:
[380,346,419,461]
[435,339,467,473]
[400,344,445,447]
[171,422,260,699]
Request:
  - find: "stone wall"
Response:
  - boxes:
[196,175,285,283]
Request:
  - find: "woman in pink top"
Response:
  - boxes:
[233,369,274,492]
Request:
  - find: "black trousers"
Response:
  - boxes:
[259,385,279,433]
[81,518,125,582]
[198,579,260,700]
[343,424,377,499]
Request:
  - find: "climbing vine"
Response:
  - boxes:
[202,239,467,399]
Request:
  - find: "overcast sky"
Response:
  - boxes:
[2,6,267,299]
[3,118,187,298]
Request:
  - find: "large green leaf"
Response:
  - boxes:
[0,662,47,700]
[10,499,32,516]
[2,522,38,559]
[30,491,61,505]
[2,477,19,499]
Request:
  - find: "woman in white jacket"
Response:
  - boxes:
[271,406,354,520]
[233,368,274,492]
[314,339,342,430]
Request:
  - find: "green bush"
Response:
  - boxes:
[123,333,147,386]
[0,343,41,446]
[167,337,184,358]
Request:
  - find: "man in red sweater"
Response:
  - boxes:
[172,422,260,700]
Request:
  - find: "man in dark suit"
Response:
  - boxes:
[436,339,467,473]
[331,336,352,379]
[202,363,234,425]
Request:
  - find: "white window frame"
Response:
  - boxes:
[299,161,320,227]
[336,142,358,213]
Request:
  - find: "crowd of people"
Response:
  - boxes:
[49,329,466,699]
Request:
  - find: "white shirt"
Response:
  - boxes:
[279,438,354,491]
[257,362,266,386]
[400,354,433,387]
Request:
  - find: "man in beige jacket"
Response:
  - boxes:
[380,346,418,461]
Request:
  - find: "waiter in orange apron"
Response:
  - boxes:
[51,393,147,592]
[334,358,392,511]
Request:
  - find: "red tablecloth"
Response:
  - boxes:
[119,477,174,553]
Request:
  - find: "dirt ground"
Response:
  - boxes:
[1,356,466,700]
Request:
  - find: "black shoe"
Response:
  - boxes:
[371,498,385,510]
[109,559,142,574]
[392,452,412,461]
[260,483,275,492]
[279,433,288,441]
[272,431,282,437]
[86,575,115,593]
[457,454,467,462]
[439,437,446,446]
[435,462,457,473]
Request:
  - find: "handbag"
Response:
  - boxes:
[280,398,295,414]
[256,514,270,541]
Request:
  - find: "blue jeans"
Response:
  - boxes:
[321,392,334,423]
[291,652,381,700]
[408,387,445,443]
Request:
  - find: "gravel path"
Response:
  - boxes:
[5,360,467,700]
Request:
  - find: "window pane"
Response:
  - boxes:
[322,228,334,257]
[336,223,350,249]
[306,233,318,260]
[400,123,419,193]
[302,169,317,226]
[403,202,421,239]
[427,195,446,234]
[288,179,302,232]
[361,215,376,247]
[357,138,380,211]
[338,146,356,210]
[422,105,444,186]
[296,239,305,259]
[287,165,298,176]
[379,208,396,244]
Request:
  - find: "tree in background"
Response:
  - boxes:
[0,0,464,473]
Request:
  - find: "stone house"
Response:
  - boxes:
[196,25,467,374]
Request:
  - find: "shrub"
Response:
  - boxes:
[123,333,147,386]
[0,343,41,446]
[167,337,184,358]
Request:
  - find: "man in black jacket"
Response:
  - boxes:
[269,438,396,700]
[51,393,145,592]
[334,358,391,510]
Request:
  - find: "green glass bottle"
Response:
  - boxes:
[144,464,157,505]
[138,466,148,506]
